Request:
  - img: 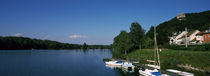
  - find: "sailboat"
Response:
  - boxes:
[139,26,168,76]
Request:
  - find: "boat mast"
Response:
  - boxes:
[185,27,188,48]
[154,26,157,65]
[154,26,160,69]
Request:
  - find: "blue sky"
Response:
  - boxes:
[0,0,210,45]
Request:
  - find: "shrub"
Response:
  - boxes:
[165,44,209,51]
[204,43,210,51]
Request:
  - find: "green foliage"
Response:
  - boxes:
[0,36,112,50]
[82,43,88,49]
[113,30,134,55]
[164,44,210,51]
[147,10,210,45]
[125,49,210,76]
[141,36,154,49]
[113,22,146,57]
[146,26,154,39]
[130,22,145,49]
[204,43,210,50]
[0,36,82,50]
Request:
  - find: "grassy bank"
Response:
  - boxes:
[123,49,210,75]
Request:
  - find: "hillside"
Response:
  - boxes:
[0,36,82,50]
[0,36,112,50]
[146,10,210,45]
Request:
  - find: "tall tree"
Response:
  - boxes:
[113,30,134,54]
[129,22,145,49]
[82,43,88,49]
[146,26,154,39]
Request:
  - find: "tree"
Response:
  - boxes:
[113,30,134,55]
[129,22,145,49]
[82,43,88,49]
[146,26,154,39]
[141,36,154,48]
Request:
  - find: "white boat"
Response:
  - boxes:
[166,69,194,76]
[105,61,122,66]
[146,64,160,69]
[122,62,135,72]
[139,68,160,76]
[139,67,169,76]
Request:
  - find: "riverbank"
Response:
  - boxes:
[122,49,210,75]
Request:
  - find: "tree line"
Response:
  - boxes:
[0,36,111,50]
[113,22,153,57]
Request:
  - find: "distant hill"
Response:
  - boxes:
[146,10,210,45]
[0,36,82,50]
[0,36,112,50]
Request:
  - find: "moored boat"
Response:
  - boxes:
[122,62,135,72]
[105,61,122,66]
[139,67,169,76]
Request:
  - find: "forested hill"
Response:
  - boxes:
[0,36,82,50]
[146,10,210,45]
[0,36,112,50]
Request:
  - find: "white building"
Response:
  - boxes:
[170,30,203,45]
[177,13,186,21]
[170,31,187,45]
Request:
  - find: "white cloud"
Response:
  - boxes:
[14,33,22,37]
[69,35,88,39]
[43,35,50,39]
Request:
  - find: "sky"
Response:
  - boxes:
[0,0,210,45]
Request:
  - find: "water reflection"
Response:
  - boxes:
[106,65,122,69]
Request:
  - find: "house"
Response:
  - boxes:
[203,28,210,43]
[169,31,187,45]
[176,13,186,21]
[170,30,203,45]
[188,30,203,44]
[195,32,203,44]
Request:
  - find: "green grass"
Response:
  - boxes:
[123,49,210,75]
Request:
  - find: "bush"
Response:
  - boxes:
[204,43,210,51]
[164,44,209,51]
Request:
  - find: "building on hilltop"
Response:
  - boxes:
[176,13,186,21]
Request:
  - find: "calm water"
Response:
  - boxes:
[0,49,122,76]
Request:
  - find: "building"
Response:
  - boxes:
[188,30,203,44]
[195,32,203,44]
[170,30,203,45]
[176,13,186,21]
[169,31,187,45]
[203,28,210,43]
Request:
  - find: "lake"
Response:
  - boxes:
[0,49,123,76]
